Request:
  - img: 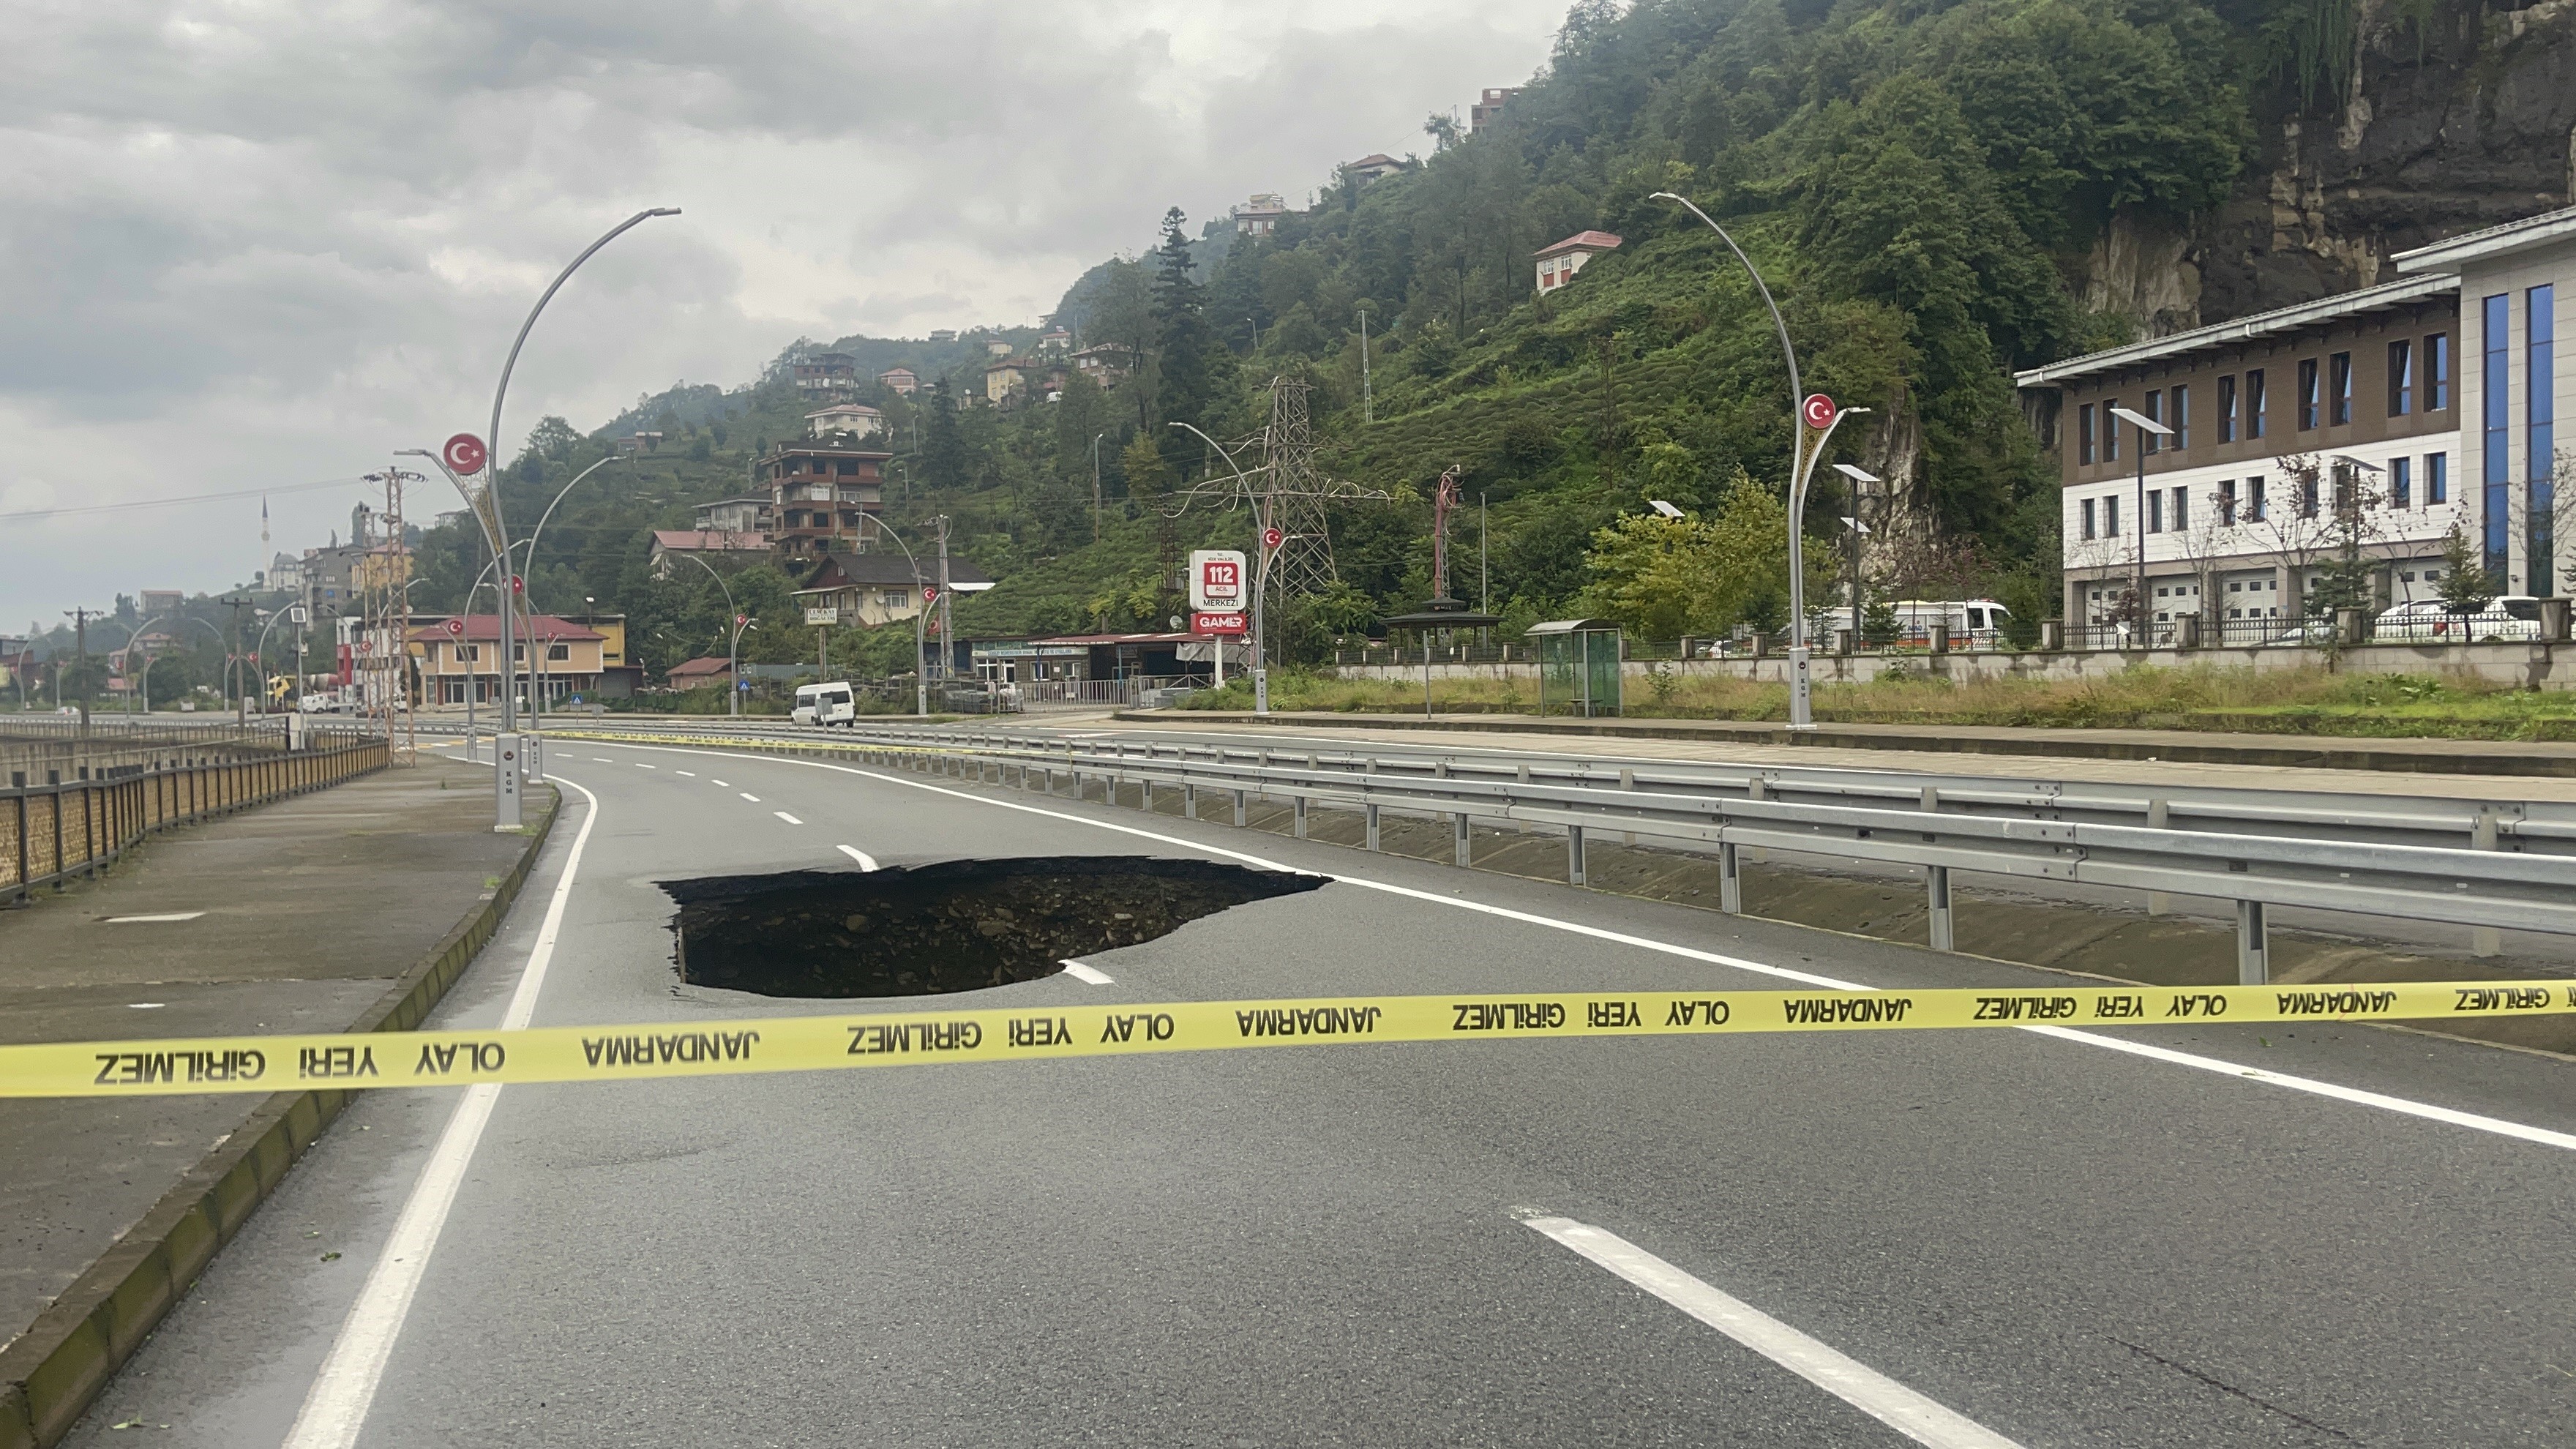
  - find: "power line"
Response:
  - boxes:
[0,474,370,522]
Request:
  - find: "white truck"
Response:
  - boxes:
[793,681,858,727]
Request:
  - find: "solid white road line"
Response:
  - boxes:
[738,792,760,802]
[1059,959,1114,985]
[1524,1217,2023,1449]
[571,739,2576,1155]
[836,845,879,870]
[774,811,804,825]
[281,773,602,1449]
[103,912,205,924]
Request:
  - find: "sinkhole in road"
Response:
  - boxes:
[661,856,1325,998]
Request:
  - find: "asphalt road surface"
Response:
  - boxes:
[63,735,2576,1447]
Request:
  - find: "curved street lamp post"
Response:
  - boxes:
[1653,191,1873,730]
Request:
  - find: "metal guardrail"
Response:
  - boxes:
[750,722,2576,987]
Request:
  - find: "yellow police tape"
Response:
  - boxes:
[8,981,2573,1098]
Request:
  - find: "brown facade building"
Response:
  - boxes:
[763,441,890,558]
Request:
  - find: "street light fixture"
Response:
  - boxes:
[1647,499,1685,520]
[678,553,748,718]
[2107,405,2174,632]
[853,513,932,718]
[1831,463,1880,640]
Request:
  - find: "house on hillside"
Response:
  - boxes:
[806,402,885,439]
[140,589,185,617]
[877,367,920,394]
[1233,194,1289,238]
[1471,88,1519,132]
[692,496,768,533]
[793,352,858,394]
[1071,344,1137,387]
[1345,153,1407,185]
[985,356,1038,407]
[986,338,1015,357]
[1534,231,1622,293]
[649,529,771,577]
[1039,326,1072,352]
[762,440,891,558]
[793,550,995,627]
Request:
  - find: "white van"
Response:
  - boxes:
[793,681,857,727]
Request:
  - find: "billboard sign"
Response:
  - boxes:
[804,607,839,626]
[1191,610,1248,635]
[1189,550,1247,610]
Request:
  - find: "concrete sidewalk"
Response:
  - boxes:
[0,756,550,1448]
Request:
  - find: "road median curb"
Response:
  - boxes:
[0,782,561,1449]
[1126,710,2576,777]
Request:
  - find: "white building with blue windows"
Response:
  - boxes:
[2016,201,2574,637]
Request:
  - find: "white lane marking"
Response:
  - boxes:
[2020,1025,2576,1152]
[1524,1217,2023,1449]
[738,792,760,803]
[711,779,730,787]
[675,771,696,776]
[635,763,655,769]
[572,739,2576,1153]
[1059,959,1114,985]
[129,1002,165,1009]
[282,774,602,1449]
[103,912,204,924]
[774,811,804,825]
[836,845,879,870]
[591,757,613,763]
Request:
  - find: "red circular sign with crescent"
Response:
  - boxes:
[1800,394,1838,430]
[443,618,465,637]
[443,433,488,475]
[1262,526,1284,550]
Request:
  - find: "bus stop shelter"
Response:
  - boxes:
[1379,599,1501,716]
[1527,618,1622,717]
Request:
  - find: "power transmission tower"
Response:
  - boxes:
[1262,378,1341,599]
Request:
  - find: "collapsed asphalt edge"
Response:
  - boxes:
[0,780,562,1449]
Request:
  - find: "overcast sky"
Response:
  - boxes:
[0,0,1568,632]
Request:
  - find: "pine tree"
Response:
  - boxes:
[1120,432,1170,507]
[1150,208,1217,434]
[921,381,970,490]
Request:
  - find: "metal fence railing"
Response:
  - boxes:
[4,732,388,902]
[555,720,2576,986]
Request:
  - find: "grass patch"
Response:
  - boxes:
[1177,666,2576,741]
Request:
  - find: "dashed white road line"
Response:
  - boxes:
[1524,1216,2023,1449]
[738,792,760,802]
[711,779,730,787]
[591,757,613,763]
[774,811,804,825]
[675,770,696,776]
[636,763,656,769]
[1059,959,1114,985]
[836,845,879,870]
[103,912,204,924]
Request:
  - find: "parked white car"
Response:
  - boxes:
[2373,596,2545,643]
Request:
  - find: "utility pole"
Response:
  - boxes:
[1479,493,1489,615]
[935,514,953,695]
[1357,307,1373,424]
[1092,433,1106,544]
[63,607,89,733]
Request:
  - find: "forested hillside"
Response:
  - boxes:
[391,0,2571,681]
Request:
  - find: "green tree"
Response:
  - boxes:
[1581,473,1835,637]
[921,381,971,490]
[1150,209,1219,433]
[2435,520,2495,615]
[1119,433,1170,508]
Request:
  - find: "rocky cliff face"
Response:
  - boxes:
[2088,0,2575,332]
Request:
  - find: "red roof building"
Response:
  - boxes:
[1533,231,1622,294]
